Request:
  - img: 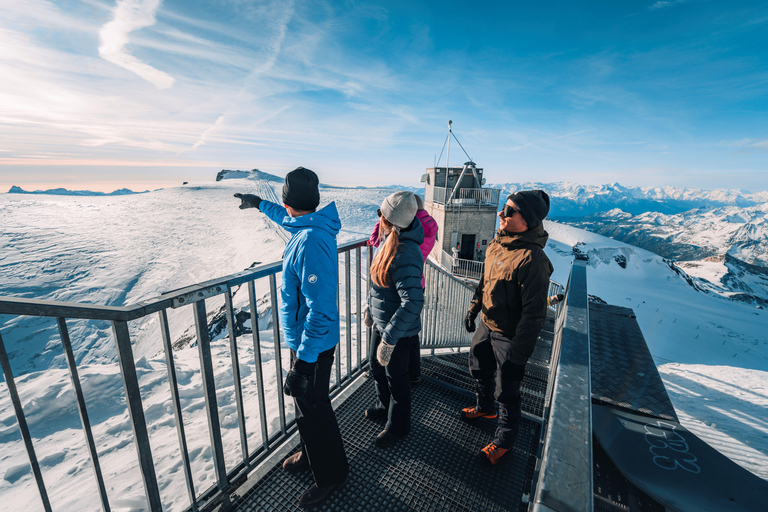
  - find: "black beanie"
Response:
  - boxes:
[507,190,550,229]
[282,167,320,211]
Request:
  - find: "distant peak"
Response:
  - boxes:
[216,169,284,182]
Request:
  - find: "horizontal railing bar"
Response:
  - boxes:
[0,240,370,321]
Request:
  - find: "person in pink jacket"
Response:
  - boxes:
[369,194,438,383]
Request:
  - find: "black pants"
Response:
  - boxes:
[291,347,349,487]
[468,320,524,449]
[408,336,420,380]
[369,329,416,437]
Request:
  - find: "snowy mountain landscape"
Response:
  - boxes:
[1,174,767,511]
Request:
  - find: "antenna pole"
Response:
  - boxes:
[446,120,452,172]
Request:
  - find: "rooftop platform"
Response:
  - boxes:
[228,312,557,512]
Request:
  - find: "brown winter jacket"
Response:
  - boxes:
[469,224,554,364]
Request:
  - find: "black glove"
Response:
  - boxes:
[234,193,262,210]
[283,358,315,398]
[464,310,478,333]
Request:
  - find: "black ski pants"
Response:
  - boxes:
[291,347,349,488]
[468,320,525,449]
[369,328,416,437]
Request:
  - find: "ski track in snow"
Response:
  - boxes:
[1,179,767,511]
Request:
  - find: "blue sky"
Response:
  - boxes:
[1,0,766,192]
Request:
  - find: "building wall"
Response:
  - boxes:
[425,202,497,262]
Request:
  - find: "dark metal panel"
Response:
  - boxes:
[533,259,593,512]
[57,318,111,512]
[111,320,163,511]
[0,331,52,512]
[192,301,228,491]
[594,404,768,512]
[158,309,198,511]
[589,302,677,421]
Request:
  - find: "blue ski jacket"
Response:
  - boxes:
[260,200,341,363]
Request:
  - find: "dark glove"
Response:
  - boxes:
[284,359,315,398]
[464,310,478,333]
[234,193,262,210]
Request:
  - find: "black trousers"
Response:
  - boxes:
[408,335,421,380]
[291,347,349,487]
[369,329,416,437]
[468,320,525,449]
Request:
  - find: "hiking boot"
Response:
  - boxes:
[365,407,387,421]
[282,451,309,472]
[479,442,509,465]
[298,476,347,508]
[459,405,497,420]
[375,429,403,447]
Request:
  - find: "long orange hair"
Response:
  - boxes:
[370,217,400,287]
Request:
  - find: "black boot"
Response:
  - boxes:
[298,476,347,508]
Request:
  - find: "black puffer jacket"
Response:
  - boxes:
[369,218,425,345]
[469,224,554,364]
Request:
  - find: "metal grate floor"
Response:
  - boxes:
[232,360,542,512]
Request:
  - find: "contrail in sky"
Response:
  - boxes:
[99,0,175,89]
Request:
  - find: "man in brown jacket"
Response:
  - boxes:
[461,189,553,465]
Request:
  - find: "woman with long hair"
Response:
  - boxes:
[366,191,425,447]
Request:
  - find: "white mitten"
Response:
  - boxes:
[363,306,373,328]
[377,340,395,366]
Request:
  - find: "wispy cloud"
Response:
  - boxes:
[99,0,175,89]
[649,0,688,10]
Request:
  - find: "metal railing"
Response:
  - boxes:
[0,240,374,512]
[0,236,570,512]
[426,186,501,206]
[439,250,484,280]
[532,259,593,512]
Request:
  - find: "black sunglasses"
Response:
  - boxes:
[500,204,521,218]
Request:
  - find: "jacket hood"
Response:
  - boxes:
[396,217,425,246]
[283,202,341,236]
[495,223,548,250]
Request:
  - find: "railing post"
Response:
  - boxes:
[0,331,52,512]
[158,310,198,511]
[248,281,270,450]
[269,275,287,433]
[345,251,352,380]
[111,320,163,511]
[532,259,593,512]
[58,318,111,512]
[191,301,228,491]
[224,287,249,462]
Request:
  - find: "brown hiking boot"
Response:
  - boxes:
[282,451,310,472]
[479,442,509,465]
[459,405,497,420]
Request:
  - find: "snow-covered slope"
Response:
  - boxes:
[1,180,766,511]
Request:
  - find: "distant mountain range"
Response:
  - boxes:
[491,181,768,218]
[7,185,148,196]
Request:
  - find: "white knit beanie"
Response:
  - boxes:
[380,191,417,229]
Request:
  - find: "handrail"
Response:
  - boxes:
[532,258,593,512]
[0,238,372,512]
[1,236,573,512]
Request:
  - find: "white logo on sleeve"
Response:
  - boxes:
[308,274,318,284]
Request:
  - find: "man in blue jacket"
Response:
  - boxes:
[235,167,348,508]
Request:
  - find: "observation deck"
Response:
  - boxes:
[1,242,766,512]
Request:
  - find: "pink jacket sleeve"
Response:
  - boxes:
[368,220,381,247]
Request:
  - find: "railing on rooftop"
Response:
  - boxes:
[425,186,501,207]
[0,237,570,512]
